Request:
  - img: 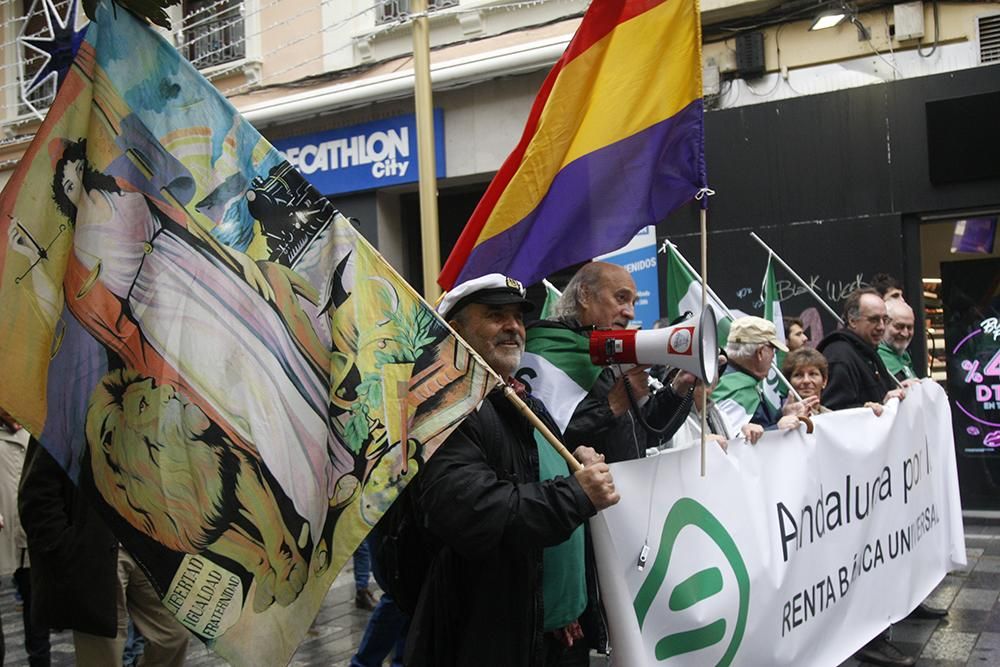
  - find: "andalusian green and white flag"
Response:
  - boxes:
[516,324,603,433]
[539,279,562,320]
[761,254,787,407]
[712,369,763,433]
[663,242,733,344]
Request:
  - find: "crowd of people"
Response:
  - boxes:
[0,263,938,667]
[343,264,938,667]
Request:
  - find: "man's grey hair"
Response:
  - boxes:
[551,263,607,320]
[725,341,764,361]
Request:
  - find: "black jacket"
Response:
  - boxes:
[405,388,597,667]
[565,365,689,462]
[18,440,120,637]
[817,329,896,410]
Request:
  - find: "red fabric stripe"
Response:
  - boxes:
[564,0,668,62]
[437,0,669,290]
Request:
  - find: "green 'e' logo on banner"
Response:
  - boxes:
[633,497,750,666]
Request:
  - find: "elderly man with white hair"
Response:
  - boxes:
[878,298,918,381]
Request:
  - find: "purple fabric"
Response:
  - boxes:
[456,99,705,287]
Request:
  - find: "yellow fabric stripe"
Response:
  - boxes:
[477,0,701,245]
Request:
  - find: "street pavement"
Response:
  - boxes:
[1,519,997,666]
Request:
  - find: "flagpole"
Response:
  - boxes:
[749,232,843,325]
[699,208,708,477]
[411,0,442,302]
[660,239,803,401]
[748,234,906,389]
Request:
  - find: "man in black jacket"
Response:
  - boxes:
[405,274,619,667]
[817,288,918,667]
[18,440,190,666]
[817,288,905,411]
[528,262,689,463]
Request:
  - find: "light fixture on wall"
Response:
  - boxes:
[808,2,871,40]
[809,6,848,30]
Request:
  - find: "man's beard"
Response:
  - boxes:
[487,335,524,377]
[890,337,912,353]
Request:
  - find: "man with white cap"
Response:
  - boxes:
[404,274,619,667]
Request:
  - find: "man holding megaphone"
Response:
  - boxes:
[517,262,699,464]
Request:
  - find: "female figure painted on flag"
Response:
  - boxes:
[49,137,359,608]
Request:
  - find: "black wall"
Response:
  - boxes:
[658,64,1000,356]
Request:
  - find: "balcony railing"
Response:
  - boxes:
[377,0,458,24]
[182,2,245,69]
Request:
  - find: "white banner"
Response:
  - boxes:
[591,380,966,666]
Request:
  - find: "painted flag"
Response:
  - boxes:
[663,242,733,345]
[761,254,787,406]
[539,278,562,320]
[516,324,603,434]
[439,0,706,290]
[0,3,493,664]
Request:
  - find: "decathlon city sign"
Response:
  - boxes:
[273,110,446,196]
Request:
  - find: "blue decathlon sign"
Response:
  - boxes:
[273,110,446,195]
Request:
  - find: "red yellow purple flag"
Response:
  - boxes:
[439,0,706,290]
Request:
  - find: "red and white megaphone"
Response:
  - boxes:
[588,309,718,385]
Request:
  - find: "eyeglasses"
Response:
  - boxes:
[861,315,891,325]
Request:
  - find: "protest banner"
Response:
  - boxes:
[592,381,965,666]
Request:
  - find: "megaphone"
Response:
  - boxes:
[588,309,718,385]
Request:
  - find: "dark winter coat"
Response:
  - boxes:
[817,329,897,410]
[405,388,597,667]
[18,440,119,637]
[565,365,689,462]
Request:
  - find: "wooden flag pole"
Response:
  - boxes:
[411,0,442,302]
[503,387,583,473]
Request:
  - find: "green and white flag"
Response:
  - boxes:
[516,324,603,433]
[761,254,787,408]
[539,279,562,320]
[712,368,763,433]
[663,242,733,345]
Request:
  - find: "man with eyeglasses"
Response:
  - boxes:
[878,299,918,381]
[817,288,905,411]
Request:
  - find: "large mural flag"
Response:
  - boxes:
[0,3,494,664]
[438,0,706,290]
[592,381,966,665]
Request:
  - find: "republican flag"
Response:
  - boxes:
[439,0,706,290]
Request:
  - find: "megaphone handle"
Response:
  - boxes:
[502,386,584,473]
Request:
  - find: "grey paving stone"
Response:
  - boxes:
[973,632,1000,650]
[952,588,1000,611]
[891,618,941,643]
[921,630,979,661]
[939,609,992,633]
[967,571,1000,591]
[973,556,1000,574]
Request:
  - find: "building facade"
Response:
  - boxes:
[1,0,998,506]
